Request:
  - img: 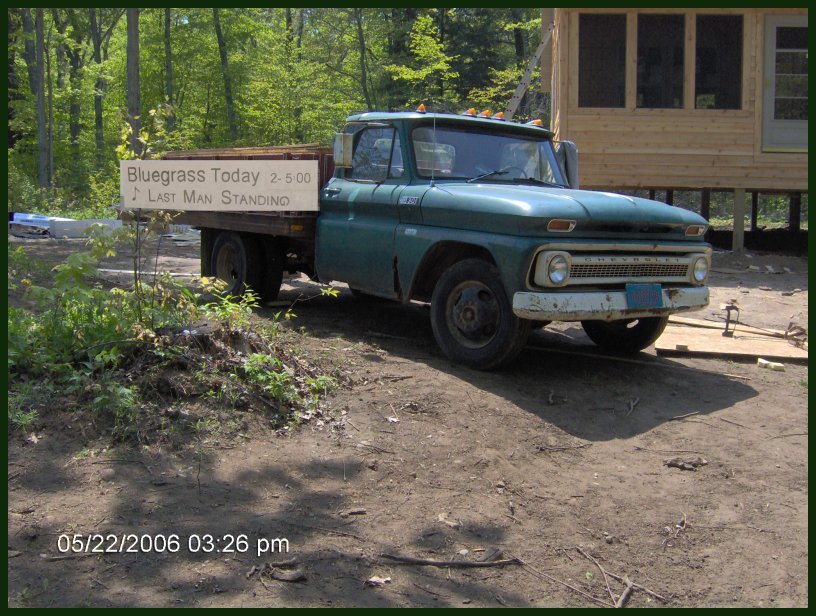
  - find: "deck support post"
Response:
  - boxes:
[732,188,746,252]
[789,192,801,233]
[751,191,759,231]
[701,188,711,221]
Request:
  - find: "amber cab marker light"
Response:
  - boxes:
[463,108,477,116]
[492,111,506,120]
[478,109,492,117]
[416,103,427,113]
[547,219,576,232]
[527,119,544,127]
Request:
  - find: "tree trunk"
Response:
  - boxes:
[35,9,48,188]
[353,9,374,111]
[89,8,104,165]
[46,25,54,185]
[63,9,85,155]
[50,9,67,89]
[435,8,447,100]
[8,10,22,149]
[212,8,237,140]
[126,8,142,157]
[164,8,174,131]
[383,8,417,110]
[285,8,305,141]
[89,8,124,165]
[21,9,36,97]
[202,81,212,144]
[67,48,82,151]
[510,8,527,65]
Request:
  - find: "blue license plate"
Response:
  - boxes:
[626,283,663,309]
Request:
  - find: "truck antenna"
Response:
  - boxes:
[430,113,436,188]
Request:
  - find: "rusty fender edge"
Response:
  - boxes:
[512,287,709,322]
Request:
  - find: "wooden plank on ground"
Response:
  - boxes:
[655,323,808,363]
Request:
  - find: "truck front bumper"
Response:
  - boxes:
[512,287,709,322]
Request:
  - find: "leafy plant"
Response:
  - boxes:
[202,282,260,329]
[243,354,299,407]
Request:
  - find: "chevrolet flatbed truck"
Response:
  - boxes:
[153,110,711,369]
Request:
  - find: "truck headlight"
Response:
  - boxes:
[548,255,570,285]
[534,251,571,287]
[692,256,709,283]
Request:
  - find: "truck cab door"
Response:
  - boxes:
[316,126,407,297]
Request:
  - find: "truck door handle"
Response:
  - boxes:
[325,187,341,196]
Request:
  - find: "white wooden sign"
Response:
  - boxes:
[120,159,319,211]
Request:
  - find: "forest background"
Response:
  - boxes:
[8,7,550,218]
[7,7,802,225]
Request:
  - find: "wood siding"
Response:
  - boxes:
[549,8,808,192]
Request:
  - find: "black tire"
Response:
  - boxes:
[526,319,551,331]
[259,239,285,303]
[210,232,262,297]
[430,259,530,370]
[581,316,669,354]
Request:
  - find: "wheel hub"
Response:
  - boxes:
[215,245,238,282]
[450,286,499,345]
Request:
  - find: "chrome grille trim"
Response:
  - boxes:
[567,254,692,285]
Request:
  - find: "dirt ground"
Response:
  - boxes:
[8,233,809,607]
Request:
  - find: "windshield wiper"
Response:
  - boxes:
[466,168,510,183]
[512,177,567,188]
[467,168,566,188]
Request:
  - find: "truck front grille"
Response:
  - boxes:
[568,254,691,285]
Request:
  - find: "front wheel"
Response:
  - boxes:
[581,316,669,354]
[430,259,530,370]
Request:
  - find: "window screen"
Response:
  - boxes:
[695,15,743,109]
[578,14,626,108]
[774,26,808,120]
[637,14,684,108]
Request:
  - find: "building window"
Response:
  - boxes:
[695,15,743,109]
[762,15,808,151]
[637,14,684,108]
[578,14,626,108]
[773,26,808,120]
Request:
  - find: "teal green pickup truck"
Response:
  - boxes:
[164,110,711,369]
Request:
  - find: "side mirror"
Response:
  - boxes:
[333,133,354,168]
[554,140,579,189]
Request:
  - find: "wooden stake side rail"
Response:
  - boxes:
[167,210,317,239]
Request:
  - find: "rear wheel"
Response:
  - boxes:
[581,316,669,354]
[258,239,285,302]
[430,259,530,370]
[210,232,262,297]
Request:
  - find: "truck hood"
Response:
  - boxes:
[420,183,708,240]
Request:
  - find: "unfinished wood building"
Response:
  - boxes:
[543,8,808,251]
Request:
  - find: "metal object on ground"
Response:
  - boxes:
[722,303,740,337]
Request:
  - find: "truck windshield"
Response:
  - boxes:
[411,125,566,186]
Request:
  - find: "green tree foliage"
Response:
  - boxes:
[7,7,549,217]
[384,12,459,108]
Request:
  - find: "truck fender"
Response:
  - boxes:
[407,241,496,304]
